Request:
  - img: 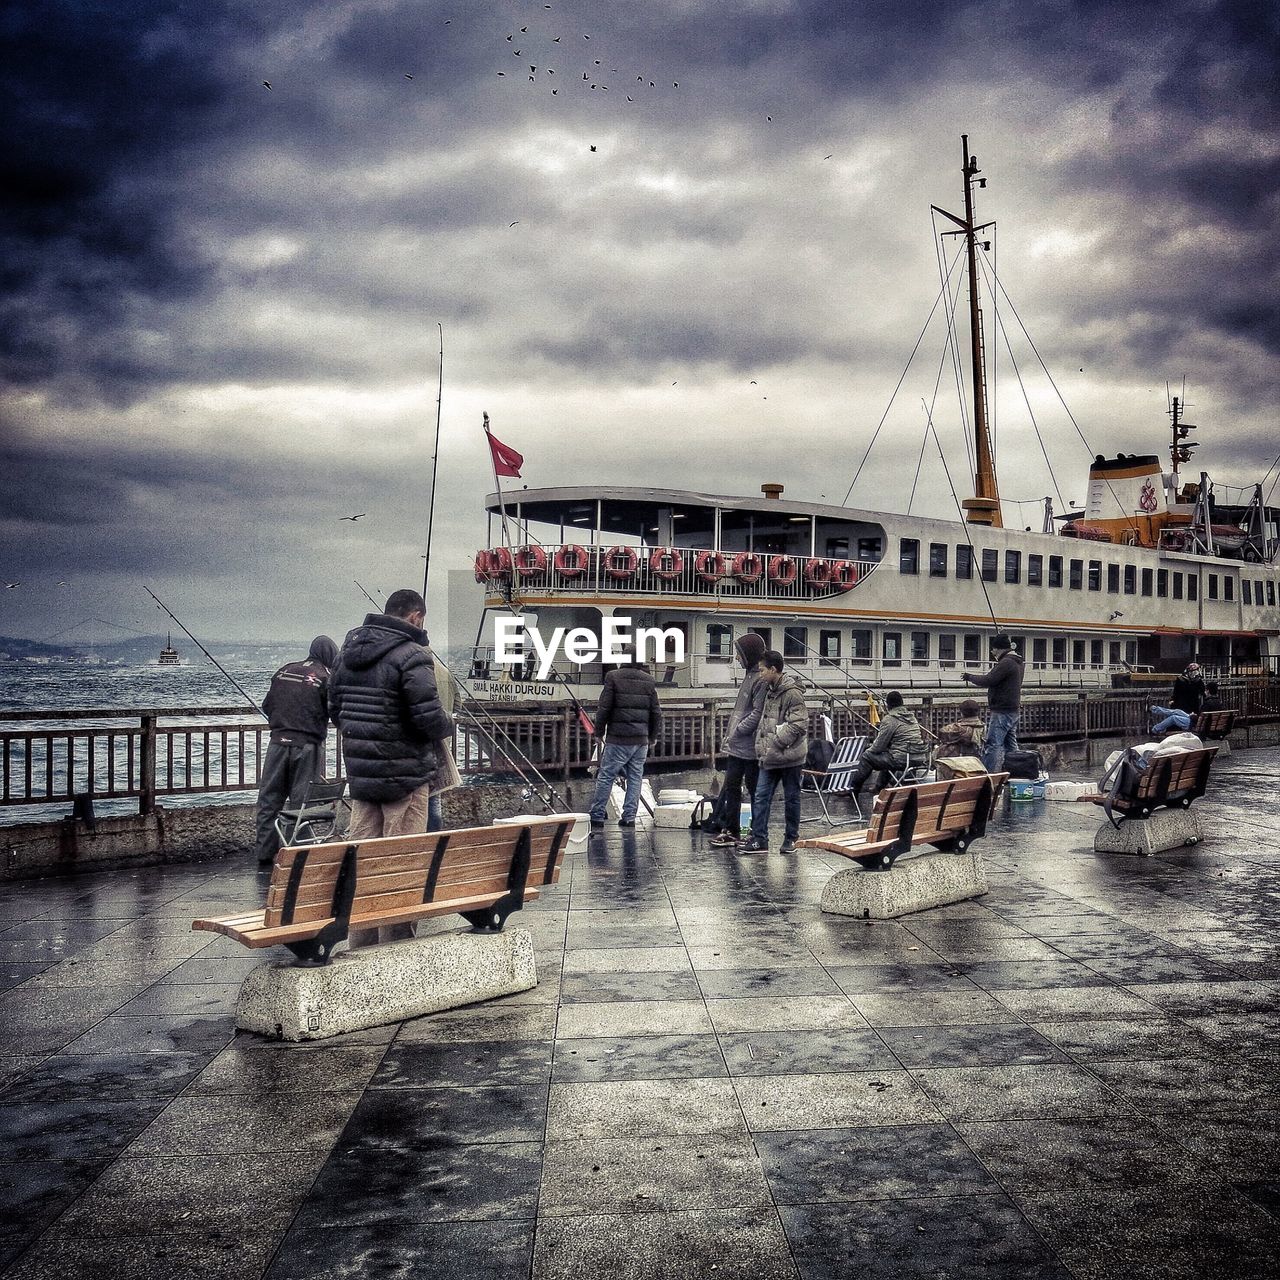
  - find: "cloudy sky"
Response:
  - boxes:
[1,0,1277,648]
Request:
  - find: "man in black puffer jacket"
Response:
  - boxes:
[329,589,454,841]
[588,654,662,829]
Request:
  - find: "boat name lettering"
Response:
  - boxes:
[494,616,686,680]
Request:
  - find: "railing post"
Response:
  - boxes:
[560,706,572,783]
[704,700,717,769]
[139,713,157,816]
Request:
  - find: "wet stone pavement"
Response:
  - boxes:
[1,747,1279,1279]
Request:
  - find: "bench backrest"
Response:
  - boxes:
[867,784,917,846]
[909,774,1005,835]
[263,816,574,931]
[1128,747,1217,805]
[1190,710,1234,739]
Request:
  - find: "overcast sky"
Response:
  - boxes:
[1,0,1277,648]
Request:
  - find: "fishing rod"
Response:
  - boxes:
[143,587,264,718]
[354,579,382,612]
[422,322,444,601]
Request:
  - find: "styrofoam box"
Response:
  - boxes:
[1044,782,1098,802]
[657,790,700,805]
[654,802,698,828]
[495,812,591,845]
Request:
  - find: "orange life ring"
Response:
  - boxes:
[514,544,547,576]
[829,560,860,591]
[695,550,727,583]
[649,547,684,581]
[767,555,798,586]
[804,558,831,588]
[603,545,639,579]
[474,549,495,584]
[554,544,588,577]
[732,551,764,585]
[491,546,513,577]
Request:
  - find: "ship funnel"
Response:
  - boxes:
[761,483,784,500]
[1084,455,1165,523]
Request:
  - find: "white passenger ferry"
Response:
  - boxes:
[466,140,1280,703]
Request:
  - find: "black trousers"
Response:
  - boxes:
[254,740,324,863]
[711,756,759,833]
[848,749,897,794]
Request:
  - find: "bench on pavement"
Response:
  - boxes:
[796,774,1006,919]
[1190,710,1235,742]
[1090,746,1217,856]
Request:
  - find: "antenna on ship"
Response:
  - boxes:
[932,134,1002,527]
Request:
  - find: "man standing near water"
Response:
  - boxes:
[962,633,1024,773]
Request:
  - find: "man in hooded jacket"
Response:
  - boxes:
[708,632,767,847]
[739,651,808,854]
[847,690,926,795]
[328,589,454,841]
[962,633,1025,773]
[255,635,338,866]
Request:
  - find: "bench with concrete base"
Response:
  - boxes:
[1190,709,1236,755]
[192,815,575,1040]
[796,774,1006,919]
[1091,746,1218,856]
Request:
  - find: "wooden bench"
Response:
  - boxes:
[1190,710,1235,741]
[1091,746,1217,822]
[796,773,1007,870]
[193,816,575,966]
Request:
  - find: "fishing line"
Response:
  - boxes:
[422,323,444,601]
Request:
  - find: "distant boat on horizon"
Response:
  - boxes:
[156,633,184,666]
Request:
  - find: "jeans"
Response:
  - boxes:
[427,793,443,832]
[750,765,802,844]
[589,742,648,822]
[712,756,759,833]
[254,740,324,863]
[1150,706,1192,734]
[982,711,1020,773]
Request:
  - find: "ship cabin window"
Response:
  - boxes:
[981,549,998,582]
[825,537,849,559]
[1005,550,1021,584]
[819,630,841,666]
[1257,578,1266,603]
[1032,638,1047,668]
[783,626,808,659]
[1011,635,1026,658]
[1208,573,1219,600]
[1028,554,1043,586]
[1188,576,1198,601]
[1243,580,1252,605]
[857,536,882,561]
[899,539,919,575]
[851,629,872,663]
[1107,564,1120,593]
[963,634,982,665]
[1224,577,1235,602]
[1125,640,1138,663]
[938,634,956,668]
[1109,641,1122,665]
[1157,570,1169,598]
[1173,573,1184,600]
[929,543,948,577]
[1090,640,1104,667]
[910,632,930,666]
[1269,581,1277,607]
[1087,560,1101,591]
[1072,639,1086,666]
[1123,565,1136,594]
[1069,559,1083,590]
[1052,638,1067,667]
[707,623,733,662]
[1048,555,1063,588]
[748,627,772,649]
[1141,568,1153,597]
[883,632,902,667]
[956,545,973,579]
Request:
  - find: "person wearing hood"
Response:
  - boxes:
[962,633,1025,772]
[846,690,926,795]
[254,634,338,866]
[1170,662,1205,715]
[933,698,986,764]
[739,651,808,855]
[708,631,768,847]
[328,589,454,843]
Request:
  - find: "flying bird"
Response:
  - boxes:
[509,220,520,227]
[589,144,597,151]
[339,514,366,522]
[4,582,19,589]
[262,81,271,89]
[553,35,560,41]
[404,73,413,79]
[750,380,757,385]
[824,154,833,160]
[766,115,772,121]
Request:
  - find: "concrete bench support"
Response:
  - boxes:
[820,851,988,920]
[1094,810,1204,857]
[235,927,537,1041]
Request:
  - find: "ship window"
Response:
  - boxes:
[851,629,872,662]
[819,630,841,666]
[981,549,998,582]
[929,543,948,577]
[1269,581,1277,607]
[1257,578,1266,603]
[1157,569,1168,598]
[1052,638,1067,667]
[1011,635,1026,657]
[1243,580,1252,605]
[956,545,973,579]
[784,626,808,659]
[1224,577,1235,602]
[1072,639,1086,666]
[1005,550,1021,584]
[883,632,902,666]
[910,632,930,665]
[707,623,733,661]
[1173,573,1184,600]
[963,634,982,664]
[1125,640,1138,663]
[1091,640,1103,666]
[1141,568,1153,597]
[1107,564,1120,593]
[857,536,882,560]
[1109,641,1122,664]
[1032,638,1047,668]
[1188,576,1198,601]
[825,537,849,558]
[748,627,772,649]
[899,539,919,575]
[938,634,956,667]
[1123,564,1136,595]
[1069,559,1083,590]
[1028,554,1043,586]
[1088,560,1101,591]
[1048,555,1063,588]
[1208,573,1218,600]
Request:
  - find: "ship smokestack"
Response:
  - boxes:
[761,483,784,500]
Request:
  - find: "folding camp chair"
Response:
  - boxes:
[274,778,348,847]
[882,753,925,789]
[801,735,867,825]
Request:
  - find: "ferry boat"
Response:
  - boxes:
[466,139,1280,704]
[156,634,183,666]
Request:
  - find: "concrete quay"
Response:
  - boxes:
[0,747,1278,1278]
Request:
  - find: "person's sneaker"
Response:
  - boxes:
[589,819,605,831]
[618,819,635,828]
[779,838,798,854]
[708,831,739,847]
[738,838,768,853]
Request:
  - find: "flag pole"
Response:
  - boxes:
[484,411,515,549]
[422,323,444,601]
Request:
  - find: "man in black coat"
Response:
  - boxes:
[1170,662,1205,716]
[328,589,454,841]
[588,654,662,829]
[962,633,1025,773]
[255,635,337,866]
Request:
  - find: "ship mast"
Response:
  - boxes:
[933,135,1001,527]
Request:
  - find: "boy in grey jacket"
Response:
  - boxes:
[740,652,808,854]
[709,632,767,847]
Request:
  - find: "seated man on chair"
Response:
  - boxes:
[847,691,926,798]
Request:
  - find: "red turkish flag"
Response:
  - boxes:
[486,429,523,479]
